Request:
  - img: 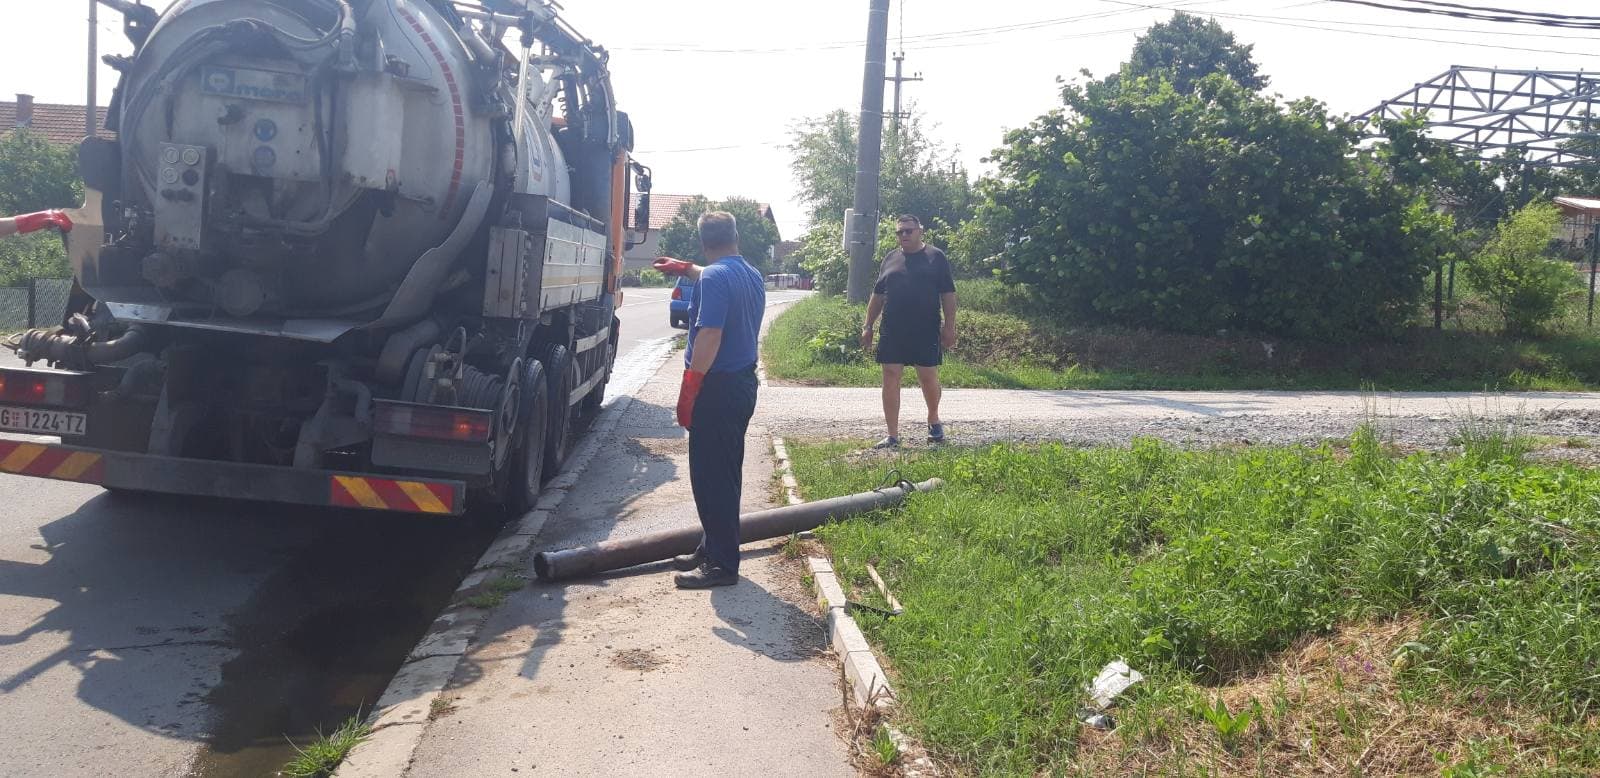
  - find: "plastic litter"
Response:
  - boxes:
[1087,660,1144,710]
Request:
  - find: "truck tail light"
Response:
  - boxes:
[671,286,681,300]
[0,368,89,408]
[374,401,492,443]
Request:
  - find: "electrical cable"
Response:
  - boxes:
[1378,0,1600,22]
[1095,0,1600,56]
[611,0,1231,54]
[1326,0,1600,29]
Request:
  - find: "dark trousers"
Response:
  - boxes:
[688,368,759,574]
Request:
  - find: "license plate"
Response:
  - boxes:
[0,406,87,436]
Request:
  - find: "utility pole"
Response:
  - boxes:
[846,0,890,304]
[1588,222,1598,328]
[87,0,98,139]
[886,51,922,134]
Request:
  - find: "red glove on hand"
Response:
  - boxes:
[14,210,73,234]
[676,369,705,429]
[653,257,694,276]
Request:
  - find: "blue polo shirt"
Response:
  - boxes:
[686,255,766,373]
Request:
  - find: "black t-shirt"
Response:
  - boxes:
[874,245,956,335]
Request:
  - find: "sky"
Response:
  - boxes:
[2,0,1597,239]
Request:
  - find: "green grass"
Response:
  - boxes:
[789,435,1600,775]
[763,280,1600,391]
[279,715,371,778]
[462,573,524,610]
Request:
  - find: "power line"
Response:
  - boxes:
[611,0,1230,55]
[1331,0,1600,29]
[1235,9,1600,40]
[1096,0,1600,56]
[1383,0,1600,22]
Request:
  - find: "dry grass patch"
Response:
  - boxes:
[1076,617,1597,776]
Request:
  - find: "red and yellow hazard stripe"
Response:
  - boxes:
[329,475,456,515]
[0,441,104,483]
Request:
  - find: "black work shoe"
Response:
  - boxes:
[674,563,737,589]
[671,548,705,572]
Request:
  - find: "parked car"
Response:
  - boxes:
[669,275,694,328]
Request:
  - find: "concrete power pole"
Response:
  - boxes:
[886,51,922,135]
[845,0,890,304]
[87,0,98,139]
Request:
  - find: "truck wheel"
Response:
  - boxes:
[541,342,573,482]
[509,359,548,514]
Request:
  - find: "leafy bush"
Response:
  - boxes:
[792,219,900,297]
[0,231,69,287]
[948,309,1051,366]
[805,323,866,365]
[1464,203,1576,336]
[0,130,80,287]
[982,70,1439,340]
[637,268,672,288]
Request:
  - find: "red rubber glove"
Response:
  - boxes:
[14,210,73,234]
[676,369,705,429]
[653,257,694,276]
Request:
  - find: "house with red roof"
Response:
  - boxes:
[1,95,112,145]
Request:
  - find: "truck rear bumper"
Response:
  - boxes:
[0,437,467,516]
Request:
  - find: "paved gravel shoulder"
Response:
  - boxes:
[402,355,851,777]
[756,386,1600,464]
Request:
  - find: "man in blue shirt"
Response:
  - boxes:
[651,211,766,588]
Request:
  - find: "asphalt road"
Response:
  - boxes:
[0,288,802,777]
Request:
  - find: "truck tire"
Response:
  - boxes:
[508,359,548,515]
[541,342,573,482]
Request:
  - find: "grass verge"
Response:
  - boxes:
[763,282,1600,391]
[279,715,371,778]
[788,434,1600,775]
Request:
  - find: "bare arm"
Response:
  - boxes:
[860,293,886,349]
[0,218,15,238]
[689,327,723,374]
[940,292,958,349]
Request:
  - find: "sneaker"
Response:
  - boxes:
[674,563,737,589]
[671,547,705,572]
[928,423,946,444]
[872,435,900,450]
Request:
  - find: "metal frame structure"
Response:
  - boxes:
[1360,67,1600,168]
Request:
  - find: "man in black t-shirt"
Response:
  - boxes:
[859,215,958,449]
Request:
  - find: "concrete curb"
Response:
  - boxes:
[769,434,891,708]
[335,340,675,778]
[807,556,894,708]
[775,434,941,775]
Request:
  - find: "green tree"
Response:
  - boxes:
[1124,12,1267,94]
[1464,202,1574,336]
[0,130,80,286]
[787,107,974,230]
[981,65,1440,340]
[657,196,781,272]
[791,219,898,297]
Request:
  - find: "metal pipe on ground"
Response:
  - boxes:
[533,478,943,582]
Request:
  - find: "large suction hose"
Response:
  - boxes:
[8,326,147,369]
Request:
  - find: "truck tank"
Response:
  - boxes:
[84,0,572,322]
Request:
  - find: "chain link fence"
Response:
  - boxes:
[0,278,73,332]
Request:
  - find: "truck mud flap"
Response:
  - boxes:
[0,439,466,516]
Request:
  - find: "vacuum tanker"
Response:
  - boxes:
[0,0,654,515]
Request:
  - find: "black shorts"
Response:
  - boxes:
[875,327,942,367]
